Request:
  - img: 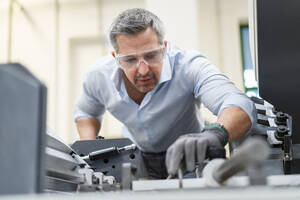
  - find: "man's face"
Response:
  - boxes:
[113,27,166,93]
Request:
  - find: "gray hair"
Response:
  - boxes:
[109,8,165,51]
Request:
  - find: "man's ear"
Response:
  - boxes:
[111,51,116,58]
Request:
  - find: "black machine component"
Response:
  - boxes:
[0,63,47,195]
[256,0,300,144]
[250,96,300,175]
[252,0,300,174]
[71,138,143,183]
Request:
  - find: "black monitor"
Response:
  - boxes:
[254,0,300,143]
[0,63,47,194]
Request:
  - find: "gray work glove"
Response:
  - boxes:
[165,124,229,175]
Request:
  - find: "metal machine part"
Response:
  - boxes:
[254,95,300,175]
[81,144,137,161]
[71,138,143,183]
[205,138,270,186]
[45,129,117,193]
[121,163,137,190]
[245,97,298,175]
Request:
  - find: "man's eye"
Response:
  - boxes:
[124,57,137,63]
[145,52,158,60]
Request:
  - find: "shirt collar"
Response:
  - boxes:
[158,53,172,85]
[110,59,123,91]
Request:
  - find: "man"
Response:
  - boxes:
[74,8,256,179]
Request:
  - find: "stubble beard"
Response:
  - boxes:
[134,72,158,93]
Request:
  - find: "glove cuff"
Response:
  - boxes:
[202,123,229,146]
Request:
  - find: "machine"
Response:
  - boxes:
[1,0,300,199]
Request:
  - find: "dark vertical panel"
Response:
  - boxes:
[257,0,300,143]
[0,63,47,194]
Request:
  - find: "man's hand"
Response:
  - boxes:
[165,124,228,175]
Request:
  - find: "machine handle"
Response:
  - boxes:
[82,144,137,161]
[212,138,270,184]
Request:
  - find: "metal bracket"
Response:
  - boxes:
[121,163,137,190]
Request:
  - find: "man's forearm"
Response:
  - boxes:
[76,118,101,140]
[217,106,251,141]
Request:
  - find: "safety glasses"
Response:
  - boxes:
[115,45,165,70]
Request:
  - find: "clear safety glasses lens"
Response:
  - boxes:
[116,45,165,69]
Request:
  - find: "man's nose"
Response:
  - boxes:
[137,59,150,75]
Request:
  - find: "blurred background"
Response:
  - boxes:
[0,0,257,143]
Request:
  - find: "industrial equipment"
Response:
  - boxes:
[1,0,300,199]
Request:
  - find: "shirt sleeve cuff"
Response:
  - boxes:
[74,107,103,122]
[218,94,257,133]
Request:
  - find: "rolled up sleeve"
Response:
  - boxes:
[74,72,106,122]
[191,57,256,128]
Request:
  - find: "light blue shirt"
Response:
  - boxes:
[74,42,256,152]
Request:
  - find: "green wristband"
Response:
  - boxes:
[202,123,229,145]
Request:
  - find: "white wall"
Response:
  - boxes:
[146,0,201,51]
[218,0,249,90]
[0,0,249,143]
[0,0,58,135]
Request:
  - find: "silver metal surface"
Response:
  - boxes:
[267,174,300,186]
[119,144,137,151]
[267,130,282,145]
[132,173,300,192]
[133,179,180,191]
[45,147,83,182]
[2,186,300,200]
